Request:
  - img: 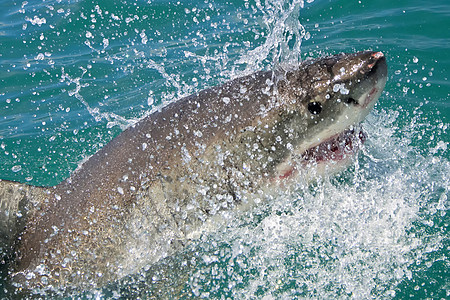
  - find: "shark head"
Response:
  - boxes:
[272,51,388,179]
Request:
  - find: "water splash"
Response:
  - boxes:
[82,105,448,299]
[59,67,135,130]
[236,0,309,73]
[178,108,449,299]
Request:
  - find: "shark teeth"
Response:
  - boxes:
[301,128,366,163]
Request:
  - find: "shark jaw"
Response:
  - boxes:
[275,127,367,182]
[301,127,367,164]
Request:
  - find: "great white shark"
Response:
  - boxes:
[0,51,387,294]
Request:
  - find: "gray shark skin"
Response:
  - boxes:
[0,51,387,294]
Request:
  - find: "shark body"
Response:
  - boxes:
[0,51,387,293]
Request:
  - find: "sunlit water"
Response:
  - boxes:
[0,0,448,298]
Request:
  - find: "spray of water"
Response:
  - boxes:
[174,109,448,299]
[91,105,447,299]
[60,67,135,129]
[236,0,307,72]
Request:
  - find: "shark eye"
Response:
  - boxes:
[308,102,322,115]
[345,97,358,105]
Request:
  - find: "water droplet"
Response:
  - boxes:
[11,165,22,172]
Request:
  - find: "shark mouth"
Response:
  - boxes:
[276,128,366,180]
[301,128,366,164]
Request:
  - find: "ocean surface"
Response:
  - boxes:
[0,0,448,298]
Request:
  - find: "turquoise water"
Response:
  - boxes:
[0,0,448,298]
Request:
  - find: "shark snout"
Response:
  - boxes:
[343,51,387,110]
[366,51,388,80]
